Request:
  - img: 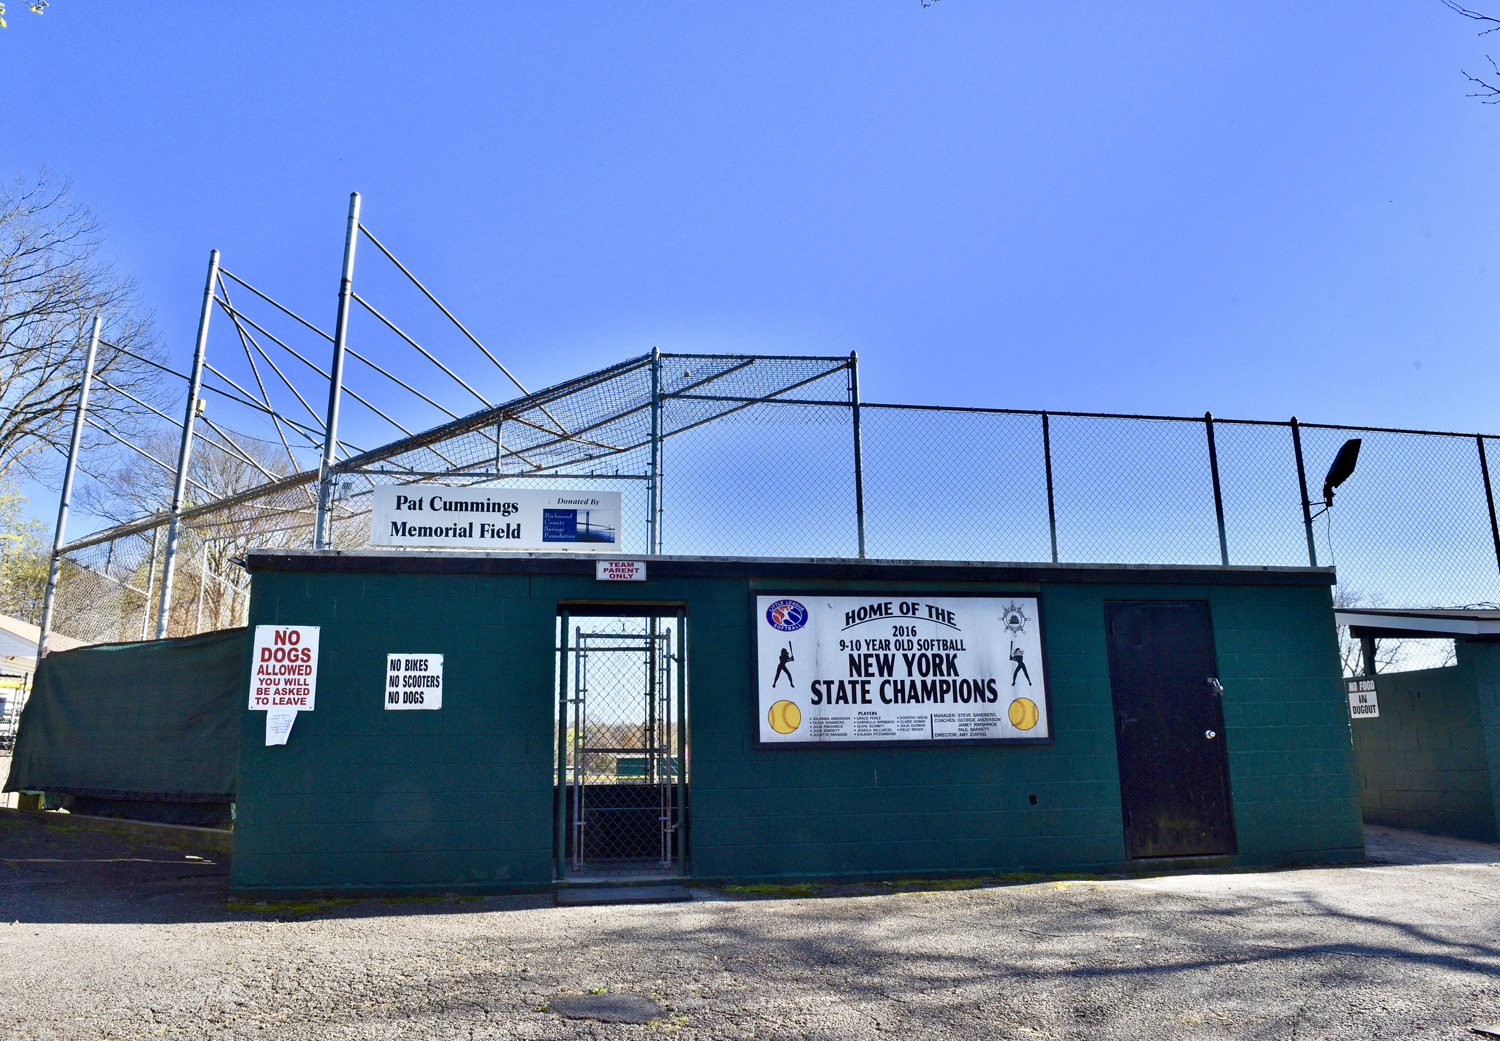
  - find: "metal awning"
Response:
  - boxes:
[1335,607,1500,640]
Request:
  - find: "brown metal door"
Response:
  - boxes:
[1105,600,1235,858]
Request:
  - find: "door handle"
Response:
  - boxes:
[1205,729,1217,740]
[1207,677,1223,696]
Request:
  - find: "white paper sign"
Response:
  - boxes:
[385,653,443,710]
[249,625,320,711]
[1347,677,1379,719]
[369,486,622,551]
[596,560,646,581]
[265,707,298,745]
[756,595,1048,745]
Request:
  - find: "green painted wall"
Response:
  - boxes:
[1353,660,1496,842]
[1464,642,1500,841]
[231,563,1361,895]
[232,570,558,893]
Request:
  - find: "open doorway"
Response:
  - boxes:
[555,608,686,881]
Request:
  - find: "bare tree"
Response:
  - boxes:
[1332,585,1457,676]
[1333,586,1410,676]
[1446,2,1500,101]
[0,167,163,484]
[77,424,319,635]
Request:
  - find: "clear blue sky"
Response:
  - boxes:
[5,2,1500,525]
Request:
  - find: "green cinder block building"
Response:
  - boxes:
[1338,607,1500,842]
[229,550,1362,898]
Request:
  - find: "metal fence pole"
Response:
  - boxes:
[1478,436,1500,582]
[155,249,219,639]
[1205,412,1229,566]
[194,539,208,635]
[36,315,101,660]
[1291,416,1318,567]
[315,191,361,549]
[555,612,569,880]
[648,347,661,554]
[849,351,866,559]
[141,526,161,641]
[1042,412,1059,563]
[572,625,586,870]
[675,607,687,874]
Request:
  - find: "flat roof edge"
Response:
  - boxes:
[1335,609,1500,637]
[244,549,1336,586]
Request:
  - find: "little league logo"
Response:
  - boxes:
[1001,602,1029,635]
[765,599,808,632]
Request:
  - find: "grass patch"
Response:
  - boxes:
[719,870,1109,900]
[227,892,485,916]
[720,882,819,898]
[883,876,994,892]
[226,897,358,916]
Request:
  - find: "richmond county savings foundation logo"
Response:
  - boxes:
[765,599,808,632]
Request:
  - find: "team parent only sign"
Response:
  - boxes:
[756,595,1049,746]
[369,486,621,551]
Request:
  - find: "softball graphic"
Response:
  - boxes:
[1008,696,1039,731]
[768,699,802,735]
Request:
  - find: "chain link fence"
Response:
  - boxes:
[560,617,680,873]
[41,352,1500,660]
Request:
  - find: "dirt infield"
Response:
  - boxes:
[1,811,1497,1039]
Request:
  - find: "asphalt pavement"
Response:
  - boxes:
[0,810,1497,1040]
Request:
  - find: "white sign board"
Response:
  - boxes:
[1347,677,1379,719]
[756,595,1048,745]
[249,625,320,711]
[369,486,621,551]
[596,560,646,581]
[386,653,443,710]
[249,625,320,746]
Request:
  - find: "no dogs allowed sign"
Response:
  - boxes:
[755,595,1049,746]
[249,625,320,746]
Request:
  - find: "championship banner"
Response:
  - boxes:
[755,595,1048,745]
[369,486,621,551]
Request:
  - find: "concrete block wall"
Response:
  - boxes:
[232,556,1360,895]
[691,580,1361,880]
[1211,590,1364,863]
[232,569,559,894]
[1353,659,1497,842]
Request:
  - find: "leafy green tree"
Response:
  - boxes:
[0,3,49,30]
[0,485,48,625]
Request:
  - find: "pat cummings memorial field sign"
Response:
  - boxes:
[756,595,1049,746]
[370,486,622,551]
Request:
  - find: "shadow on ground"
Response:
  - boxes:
[5,805,1498,933]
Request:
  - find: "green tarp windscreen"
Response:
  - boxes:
[4,627,248,803]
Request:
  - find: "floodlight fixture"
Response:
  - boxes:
[1307,437,1361,519]
[1322,438,1361,505]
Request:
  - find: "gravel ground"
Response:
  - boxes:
[1,812,1498,1040]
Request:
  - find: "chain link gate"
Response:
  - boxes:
[559,616,683,878]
